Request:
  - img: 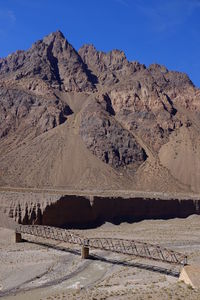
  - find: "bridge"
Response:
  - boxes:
[15,224,187,266]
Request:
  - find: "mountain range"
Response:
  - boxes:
[0,30,199,193]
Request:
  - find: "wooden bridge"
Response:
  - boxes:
[15,224,187,266]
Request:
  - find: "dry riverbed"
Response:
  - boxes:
[0,215,200,299]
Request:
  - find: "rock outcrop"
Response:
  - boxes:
[0,86,72,140]
[79,96,147,168]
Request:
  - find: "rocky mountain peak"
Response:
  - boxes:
[148,63,194,91]
[42,30,68,52]
[148,63,168,74]
[79,45,135,86]
[0,31,95,92]
[108,49,127,63]
[44,30,65,41]
[79,44,127,69]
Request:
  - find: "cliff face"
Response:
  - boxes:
[0,191,60,224]
[0,191,199,228]
[0,31,200,192]
[42,195,200,227]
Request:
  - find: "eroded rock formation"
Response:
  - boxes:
[0,191,199,227]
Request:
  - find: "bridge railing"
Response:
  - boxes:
[16,225,84,245]
[86,238,187,266]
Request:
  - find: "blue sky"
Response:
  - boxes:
[0,0,200,87]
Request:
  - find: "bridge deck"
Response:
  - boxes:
[16,225,187,266]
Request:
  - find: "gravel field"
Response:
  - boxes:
[0,215,200,299]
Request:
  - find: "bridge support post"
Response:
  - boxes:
[81,246,89,259]
[15,232,22,243]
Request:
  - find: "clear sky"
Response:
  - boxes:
[0,0,200,87]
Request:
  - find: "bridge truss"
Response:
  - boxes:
[16,224,187,266]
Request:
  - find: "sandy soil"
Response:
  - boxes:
[159,126,200,193]
[0,215,200,299]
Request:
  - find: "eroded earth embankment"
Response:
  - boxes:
[0,191,200,227]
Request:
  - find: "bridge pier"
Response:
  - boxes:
[81,246,89,259]
[15,232,22,243]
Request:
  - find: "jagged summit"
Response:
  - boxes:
[79,44,127,63]
[37,30,66,46]
[47,30,65,39]
[0,30,95,92]
[0,31,199,192]
[79,43,146,86]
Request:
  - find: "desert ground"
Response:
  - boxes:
[0,215,200,300]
